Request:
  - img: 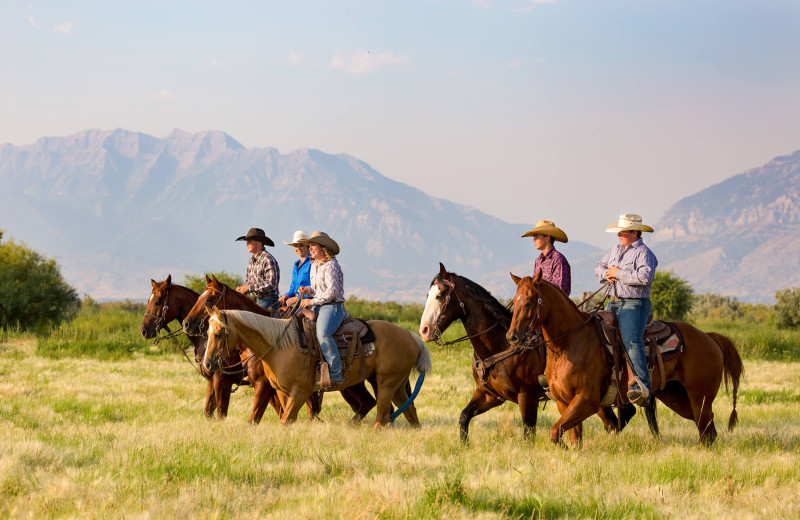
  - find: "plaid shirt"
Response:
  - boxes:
[308,258,345,306]
[245,250,280,296]
[533,247,571,296]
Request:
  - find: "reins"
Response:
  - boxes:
[432,277,500,348]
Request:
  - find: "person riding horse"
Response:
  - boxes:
[522,220,571,296]
[235,227,281,310]
[595,214,658,406]
[278,230,313,309]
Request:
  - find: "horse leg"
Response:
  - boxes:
[249,378,277,425]
[305,391,323,421]
[280,393,308,426]
[597,404,637,434]
[550,395,595,447]
[459,389,504,445]
[390,380,420,428]
[341,381,376,423]
[688,390,718,446]
[517,392,539,441]
[204,380,217,419]
[373,376,408,429]
[213,373,234,420]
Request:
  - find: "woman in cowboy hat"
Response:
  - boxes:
[595,214,658,406]
[278,230,313,308]
[235,227,281,310]
[297,231,347,391]
[521,220,571,296]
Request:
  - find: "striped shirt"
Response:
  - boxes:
[534,248,571,296]
[595,239,658,299]
[245,250,280,296]
[308,258,345,306]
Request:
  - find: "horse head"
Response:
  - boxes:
[140,275,176,339]
[506,270,547,346]
[182,274,223,336]
[419,262,468,342]
[202,306,229,372]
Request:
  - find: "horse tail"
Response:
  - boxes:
[708,332,744,432]
[411,332,432,374]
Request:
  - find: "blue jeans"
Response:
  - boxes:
[606,298,652,393]
[254,294,278,311]
[314,302,347,382]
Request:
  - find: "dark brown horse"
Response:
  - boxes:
[140,275,280,423]
[181,275,379,422]
[507,272,743,446]
[418,263,638,444]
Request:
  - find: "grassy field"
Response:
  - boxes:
[2,311,800,519]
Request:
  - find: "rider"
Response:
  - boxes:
[235,227,281,310]
[522,220,571,296]
[595,214,658,406]
[298,231,347,391]
[277,230,313,309]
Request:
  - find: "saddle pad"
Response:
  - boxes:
[297,316,376,359]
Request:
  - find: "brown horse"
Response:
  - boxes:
[506,272,743,446]
[202,308,431,428]
[181,275,379,422]
[140,275,280,423]
[418,263,638,444]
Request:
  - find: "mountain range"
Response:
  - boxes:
[1,129,797,303]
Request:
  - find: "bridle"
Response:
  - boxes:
[431,276,499,348]
[514,288,595,352]
[143,285,171,333]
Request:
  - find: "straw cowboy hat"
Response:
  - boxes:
[299,231,340,256]
[235,227,275,247]
[521,220,568,243]
[283,230,311,246]
[605,214,654,233]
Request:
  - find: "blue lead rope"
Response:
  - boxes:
[390,372,426,423]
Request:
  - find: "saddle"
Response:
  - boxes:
[294,314,376,387]
[593,311,685,405]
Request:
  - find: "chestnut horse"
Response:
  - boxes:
[507,272,743,446]
[418,263,638,444]
[182,275,378,422]
[140,275,280,423]
[202,308,431,428]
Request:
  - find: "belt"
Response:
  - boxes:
[608,296,645,301]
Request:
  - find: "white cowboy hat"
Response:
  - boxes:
[521,220,568,243]
[605,214,654,233]
[299,231,340,256]
[283,230,310,246]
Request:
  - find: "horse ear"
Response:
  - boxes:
[205,274,212,284]
[533,269,543,284]
[439,262,448,277]
[211,306,222,319]
[166,274,172,285]
[151,279,157,288]
[211,274,219,284]
[510,273,522,286]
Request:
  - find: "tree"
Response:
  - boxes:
[651,271,694,321]
[775,287,800,329]
[0,236,80,330]
[183,271,243,294]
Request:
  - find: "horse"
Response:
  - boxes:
[506,271,743,446]
[418,263,639,444]
[140,275,281,423]
[181,275,380,422]
[202,307,431,428]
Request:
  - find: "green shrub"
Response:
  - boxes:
[0,235,80,331]
[775,287,800,329]
[183,271,243,293]
[651,271,693,321]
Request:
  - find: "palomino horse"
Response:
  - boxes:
[506,272,743,446]
[418,263,638,444]
[202,308,431,428]
[182,275,378,422]
[140,275,280,423]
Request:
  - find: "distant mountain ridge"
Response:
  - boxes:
[0,129,600,301]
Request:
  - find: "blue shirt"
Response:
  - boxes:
[284,255,312,298]
[595,239,658,299]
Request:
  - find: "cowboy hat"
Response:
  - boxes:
[521,220,568,243]
[299,231,340,256]
[605,214,654,233]
[235,227,275,246]
[283,230,310,246]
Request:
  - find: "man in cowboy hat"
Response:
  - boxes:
[595,214,658,406]
[235,227,281,310]
[277,230,313,308]
[522,220,571,296]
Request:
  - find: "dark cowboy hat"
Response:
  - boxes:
[235,227,275,247]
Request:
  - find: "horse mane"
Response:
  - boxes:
[205,280,268,314]
[218,310,297,350]
[435,272,512,328]
[537,279,588,318]
[169,283,200,298]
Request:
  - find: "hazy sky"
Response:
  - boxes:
[2,1,799,247]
